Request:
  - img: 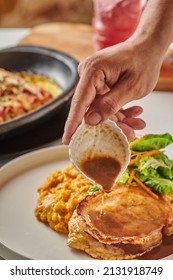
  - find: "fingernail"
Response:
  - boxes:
[62,135,66,145]
[87,112,102,125]
[62,132,69,145]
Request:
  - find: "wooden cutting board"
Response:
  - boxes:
[18,22,94,62]
[18,22,173,91]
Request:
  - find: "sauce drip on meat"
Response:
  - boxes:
[80,155,121,192]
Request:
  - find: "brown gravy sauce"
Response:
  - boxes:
[138,234,173,260]
[80,155,121,192]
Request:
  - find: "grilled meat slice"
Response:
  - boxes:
[67,183,173,259]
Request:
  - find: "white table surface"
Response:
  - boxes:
[0,28,30,49]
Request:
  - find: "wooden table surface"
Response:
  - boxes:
[19,22,173,91]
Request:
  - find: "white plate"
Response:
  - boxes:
[0,145,91,260]
[0,145,173,260]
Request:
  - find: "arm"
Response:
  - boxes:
[133,0,173,56]
[62,0,173,145]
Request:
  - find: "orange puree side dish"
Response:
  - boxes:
[34,165,92,234]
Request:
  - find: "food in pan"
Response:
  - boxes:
[0,68,62,123]
[15,71,61,98]
[34,133,173,259]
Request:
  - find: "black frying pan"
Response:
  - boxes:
[0,45,79,139]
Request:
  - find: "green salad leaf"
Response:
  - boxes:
[88,185,100,195]
[118,133,173,195]
[130,133,173,151]
[137,156,166,170]
[117,169,129,184]
[144,178,173,194]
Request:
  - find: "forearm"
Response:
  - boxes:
[130,0,173,57]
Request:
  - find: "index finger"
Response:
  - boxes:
[62,74,96,145]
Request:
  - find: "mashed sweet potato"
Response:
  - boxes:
[34,165,92,234]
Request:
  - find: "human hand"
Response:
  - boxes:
[62,38,163,144]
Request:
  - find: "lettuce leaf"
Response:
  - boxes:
[133,155,173,194]
[117,168,129,183]
[118,133,173,194]
[145,178,173,194]
[88,185,100,194]
[131,133,173,151]
[137,156,167,170]
[154,152,172,167]
[153,153,173,179]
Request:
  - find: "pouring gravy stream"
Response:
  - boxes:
[80,155,121,192]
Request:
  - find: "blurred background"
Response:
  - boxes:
[0,0,93,27]
[0,0,172,92]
